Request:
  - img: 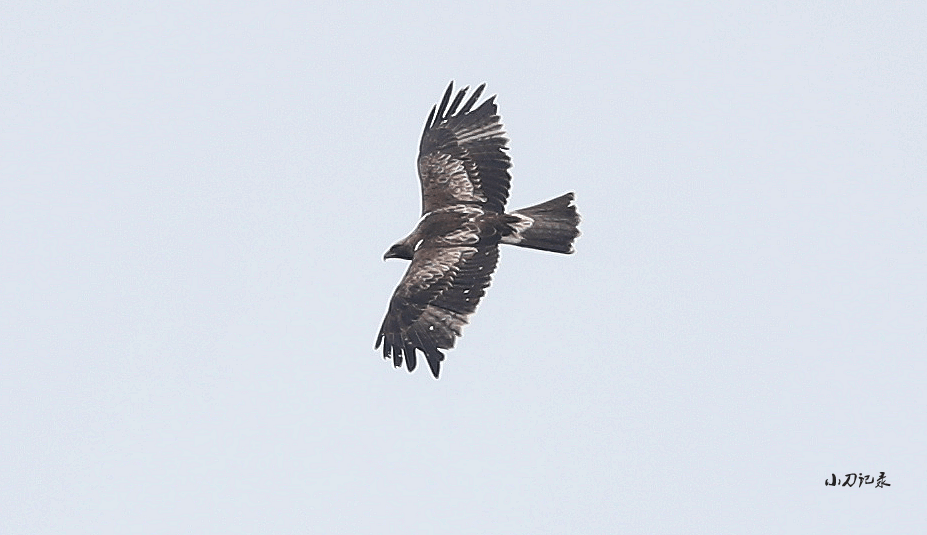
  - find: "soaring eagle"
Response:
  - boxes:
[376,82,581,378]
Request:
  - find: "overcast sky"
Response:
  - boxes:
[2,1,925,533]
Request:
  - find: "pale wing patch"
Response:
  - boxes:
[454,122,505,145]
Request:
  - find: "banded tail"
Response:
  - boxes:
[502,192,581,254]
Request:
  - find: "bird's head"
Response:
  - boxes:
[383,241,415,261]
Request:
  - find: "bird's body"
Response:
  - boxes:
[376,82,580,377]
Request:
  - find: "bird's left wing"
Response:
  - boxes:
[376,243,499,378]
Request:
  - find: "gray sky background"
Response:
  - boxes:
[2,1,925,533]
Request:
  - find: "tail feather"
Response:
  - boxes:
[503,192,581,254]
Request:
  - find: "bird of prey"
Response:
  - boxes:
[376,82,581,378]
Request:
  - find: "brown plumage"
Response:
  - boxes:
[376,82,581,378]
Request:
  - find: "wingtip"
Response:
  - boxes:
[447,85,469,117]
[436,82,454,121]
[459,83,485,114]
[404,345,418,372]
[424,105,437,132]
[425,349,444,379]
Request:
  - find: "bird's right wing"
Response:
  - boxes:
[417,82,512,215]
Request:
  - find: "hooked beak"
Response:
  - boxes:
[383,244,412,261]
